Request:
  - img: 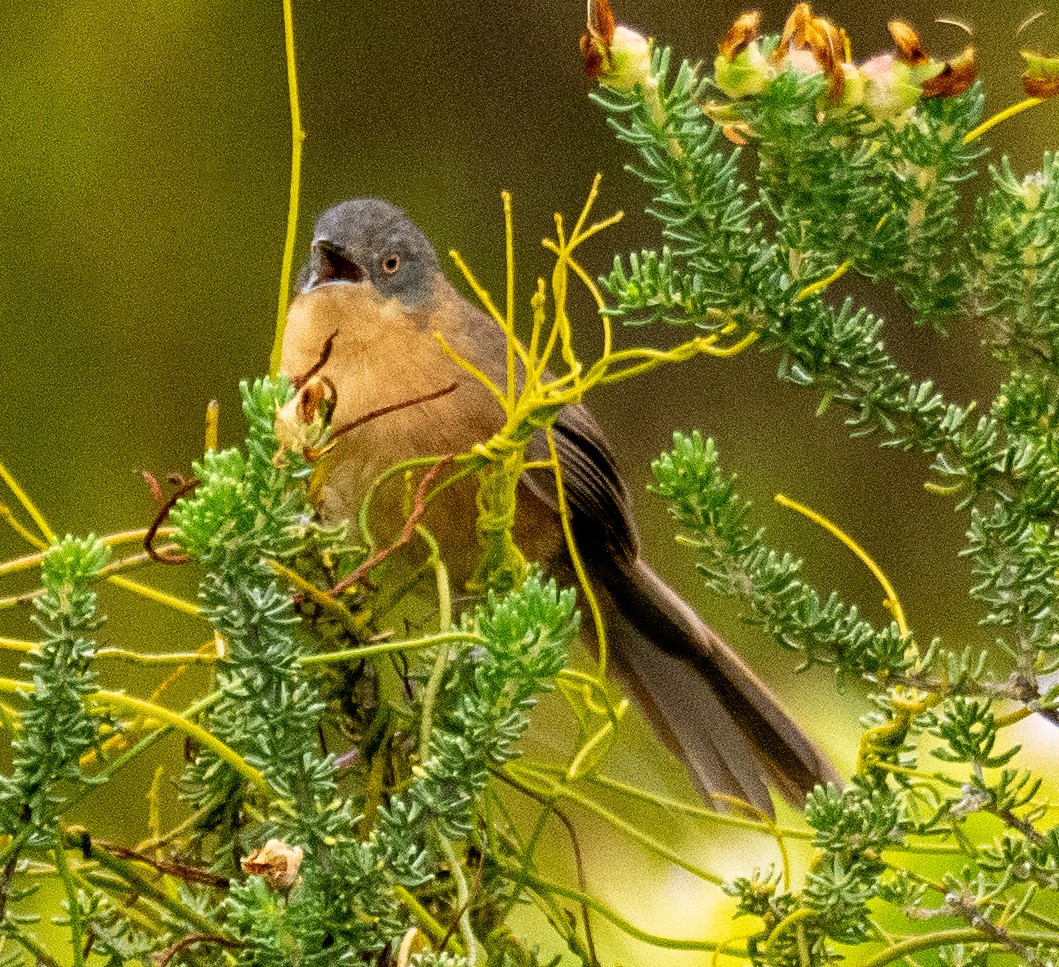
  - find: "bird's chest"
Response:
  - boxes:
[312,320,506,571]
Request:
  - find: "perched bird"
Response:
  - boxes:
[280,198,840,815]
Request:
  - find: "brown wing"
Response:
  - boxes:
[521,402,640,563]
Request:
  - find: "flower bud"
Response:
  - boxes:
[1021,49,1059,99]
[859,54,924,117]
[604,24,652,91]
[715,41,772,99]
[580,0,652,91]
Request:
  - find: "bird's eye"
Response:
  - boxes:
[382,254,401,275]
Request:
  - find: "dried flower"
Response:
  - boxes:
[771,4,849,101]
[579,0,615,80]
[274,375,335,459]
[888,20,929,66]
[241,838,304,891]
[718,11,762,61]
[921,47,976,99]
[715,12,772,99]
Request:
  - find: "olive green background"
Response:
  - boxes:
[2,1,1057,963]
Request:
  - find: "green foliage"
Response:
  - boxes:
[0,376,576,965]
[4,6,1059,967]
[410,577,576,840]
[652,431,908,676]
[173,378,347,859]
[223,570,575,965]
[970,154,1059,368]
[589,10,1059,966]
[0,536,110,840]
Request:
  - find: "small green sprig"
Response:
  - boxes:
[651,431,908,677]
[0,535,110,839]
[172,378,345,860]
[970,153,1059,369]
[407,574,576,840]
[224,575,576,964]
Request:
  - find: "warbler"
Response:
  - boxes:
[280,198,840,815]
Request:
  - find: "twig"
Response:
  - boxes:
[156,933,243,967]
[308,382,458,461]
[331,456,453,595]
[79,835,229,889]
[144,478,200,564]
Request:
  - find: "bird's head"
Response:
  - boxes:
[296,198,442,307]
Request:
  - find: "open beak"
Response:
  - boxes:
[305,239,365,290]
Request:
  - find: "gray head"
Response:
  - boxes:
[296,198,442,306]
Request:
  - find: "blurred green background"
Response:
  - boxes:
[2,0,1058,963]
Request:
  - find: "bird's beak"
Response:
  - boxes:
[304,239,366,290]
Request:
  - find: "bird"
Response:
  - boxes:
[279,197,841,816]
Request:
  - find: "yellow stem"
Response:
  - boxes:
[766,909,818,958]
[995,706,1033,728]
[269,0,305,377]
[0,503,47,548]
[449,250,512,334]
[0,676,270,793]
[541,764,815,838]
[569,172,603,241]
[495,858,748,955]
[546,428,607,673]
[504,191,516,409]
[94,648,217,666]
[565,698,629,781]
[204,399,220,452]
[507,764,725,886]
[105,575,202,618]
[775,493,909,638]
[796,260,852,301]
[434,332,507,408]
[300,630,483,666]
[0,459,55,543]
[964,97,1046,144]
[269,559,364,634]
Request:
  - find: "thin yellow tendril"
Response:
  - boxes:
[796,259,852,301]
[269,0,305,377]
[0,459,55,543]
[775,493,909,637]
[547,427,607,674]
[504,191,517,408]
[0,503,46,548]
[204,399,220,452]
[566,697,629,781]
[964,97,1046,144]
[449,250,505,325]
[105,575,202,618]
[434,332,507,408]
[0,676,270,793]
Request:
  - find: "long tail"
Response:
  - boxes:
[593,556,841,816]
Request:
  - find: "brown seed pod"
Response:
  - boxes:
[889,20,929,66]
[719,11,762,61]
[921,47,977,98]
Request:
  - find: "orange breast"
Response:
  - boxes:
[281,281,538,586]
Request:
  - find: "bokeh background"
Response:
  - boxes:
[2,0,1058,963]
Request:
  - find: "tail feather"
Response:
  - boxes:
[594,557,841,815]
